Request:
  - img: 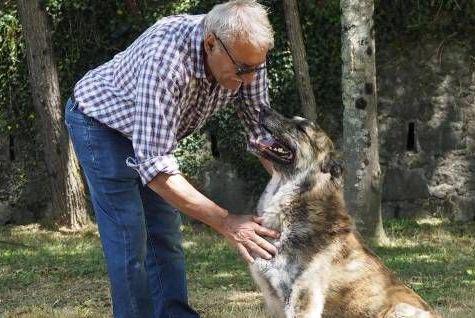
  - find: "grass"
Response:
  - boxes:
[0,217,474,318]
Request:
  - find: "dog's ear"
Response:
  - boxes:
[294,116,320,132]
[321,157,344,179]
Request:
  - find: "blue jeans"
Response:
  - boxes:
[65,97,200,318]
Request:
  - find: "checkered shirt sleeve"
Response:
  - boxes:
[126,54,182,185]
[237,67,273,145]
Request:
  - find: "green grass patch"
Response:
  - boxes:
[1,218,474,317]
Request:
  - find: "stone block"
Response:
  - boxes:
[451,194,475,222]
[383,168,429,201]
[419,125,463,154]
[382,200,429,219]
[429,184,455,199]
[466,137,475,153]
[0,202,14,225]
[379,118,406,157]
[468,177,475,191]
[10,207,35,225]
[0,135,8,163]
[198,161,255,214]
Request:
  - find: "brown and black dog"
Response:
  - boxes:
[248,107,441,318]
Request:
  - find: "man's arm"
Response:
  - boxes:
[237,68,276,177]
[131,54,278,263]
[148,173,279,263]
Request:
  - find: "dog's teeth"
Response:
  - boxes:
[270,145,287,154]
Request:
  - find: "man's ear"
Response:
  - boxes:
[204,33,216,54]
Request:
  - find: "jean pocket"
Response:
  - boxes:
[65,98,85,128]
[66,99,107,129]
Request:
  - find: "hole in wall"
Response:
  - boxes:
[9,135,15,162]
[209,132,220,159]
[406,122,417,152]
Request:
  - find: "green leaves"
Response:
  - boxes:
[0,5,30,136]
[1,0,474,197]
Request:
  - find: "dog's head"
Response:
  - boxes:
[250,107,343,180]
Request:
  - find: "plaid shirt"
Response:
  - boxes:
[74,14,270,185]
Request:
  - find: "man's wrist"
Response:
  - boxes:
[208,208,229,233]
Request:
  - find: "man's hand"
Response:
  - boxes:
[214,214,280,263]
[148,173,279,263]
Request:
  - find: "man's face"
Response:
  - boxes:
[204,33,268,91]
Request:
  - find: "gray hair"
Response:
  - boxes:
[203,0,274,50]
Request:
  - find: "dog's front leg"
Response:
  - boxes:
[249,264,286,318]
[286,286,324,318]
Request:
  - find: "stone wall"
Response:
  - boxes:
[0,133,50,225]
[2,37,474,224]
[196,160,257,215]
[378,39,475,221]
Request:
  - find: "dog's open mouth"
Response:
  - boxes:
[250,137,293,164]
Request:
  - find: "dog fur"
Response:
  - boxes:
[248,108,441,318]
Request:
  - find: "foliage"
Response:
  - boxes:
[1,218,474,317]
[375,0,475,43]
[1,0,474,202]
[175,132,213,178]
[0,3,32,138]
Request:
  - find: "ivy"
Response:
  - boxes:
[0,0,473,197]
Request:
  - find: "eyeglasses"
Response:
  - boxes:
[213,32,268,76]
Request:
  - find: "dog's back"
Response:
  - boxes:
[320,232,438,318]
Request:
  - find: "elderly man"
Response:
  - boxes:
[65,1,278,317]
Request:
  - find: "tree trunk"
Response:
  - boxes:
[16,0,90,230]
[340,0,388,245]
[125,0,141,16]
[282,0,318,121]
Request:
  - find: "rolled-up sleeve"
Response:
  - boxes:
[127,54,182,185]
[237,67,273,145]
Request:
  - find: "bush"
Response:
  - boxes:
[1,0,474,202]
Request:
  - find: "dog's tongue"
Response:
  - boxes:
[251,137,276,150]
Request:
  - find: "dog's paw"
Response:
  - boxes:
[390,303,432,318]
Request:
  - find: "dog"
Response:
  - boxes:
[247,107,440,318]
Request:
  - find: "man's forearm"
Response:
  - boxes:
[147,173,228,230]
[148,170,280,262]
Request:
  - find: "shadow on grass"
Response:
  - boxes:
[371,219,475,312]
[0,224,110,317]
[1,219,474,317]
[183,224,254,292]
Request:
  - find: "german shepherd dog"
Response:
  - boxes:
[248,107,440,318]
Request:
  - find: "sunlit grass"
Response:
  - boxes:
[1,218,474,317]
[372,217,475,318]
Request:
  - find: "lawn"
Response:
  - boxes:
[0,217,474,318]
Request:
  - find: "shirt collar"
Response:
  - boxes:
[190,20,207,79]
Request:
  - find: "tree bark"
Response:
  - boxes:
[16,0,90,230]
[282,0,318,121]
[340,0,388,244]
[125,0,141,16]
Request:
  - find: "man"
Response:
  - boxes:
[65,1,278,317]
